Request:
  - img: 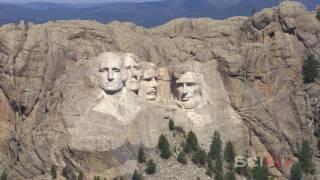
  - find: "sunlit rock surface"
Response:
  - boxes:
[0,1,319,179]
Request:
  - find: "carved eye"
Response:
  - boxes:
[99,68,108,72]
[134,66,141,70]
[186,82,196,86]
[112,68,120,72]
[176,83,183,87]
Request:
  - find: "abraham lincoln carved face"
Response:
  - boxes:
[173,61,204,110]
[176,72,202,109]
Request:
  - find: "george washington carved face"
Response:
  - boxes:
[97,52,127,95]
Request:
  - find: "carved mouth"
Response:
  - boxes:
[147,88,157,95]
[181,94,193,101]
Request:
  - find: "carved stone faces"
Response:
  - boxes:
[176,72,201,110]
[140,62,158,101]
[97,52,127,95]
[124,53,142,94]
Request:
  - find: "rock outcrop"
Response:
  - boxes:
[0,1,319,179]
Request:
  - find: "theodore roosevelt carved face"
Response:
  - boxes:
[97,52,127,95]
[140,62,158,101]
[124,53,142,94]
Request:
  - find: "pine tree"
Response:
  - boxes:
[192,149,207,166]
[50,165,57,179]
[0,171,8,180]
[303,54,320,84]
[235,163,249,177]
[316,10,320,21]
[177,151,187,165]
[298,140,314,174]
[182,142,192,153]
[206,159,214,177]
[169,119,175,131]
[251,157,269,180]
[224,171,236,180]
[157,134,167,150]
[184,131,199,153]
[138,146,146,163]
[132,170,142,180]
[290,162,302,180]
[160,143,172,159]
[209,131,222,160]
[78,171,84,180]
[71,173,77,180]
[214,157,224,180]
[224,141,235,164]
[62,166,68,178]
[157,135,171,159]
[145,159,156,174]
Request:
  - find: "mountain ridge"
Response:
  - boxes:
[0,0,318,27]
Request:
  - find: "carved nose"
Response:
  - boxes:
[151,78,158,87]
[182,84,188,93]
[132,73,138,80]
[108,71,114,81]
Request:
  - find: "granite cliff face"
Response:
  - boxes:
[0,1,319,179]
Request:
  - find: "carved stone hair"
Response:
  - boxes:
[96,52,124,66]
[123,53,142,64]
[140,61,157,76]
[173,60,202,79]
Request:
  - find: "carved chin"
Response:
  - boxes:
[100,83,123,94]
[180,100,197,109]
[127,82,140,91]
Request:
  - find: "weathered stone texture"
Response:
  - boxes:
[0,1,319,179]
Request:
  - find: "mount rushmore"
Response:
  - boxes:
[0,1,320,179]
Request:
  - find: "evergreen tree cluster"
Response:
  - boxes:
[177,151,187,164]
[208,131,222,160]
[191,149,207,166]
[169,119,175,131]
[60,166,84,180]
[132,170,142,180]
[183,131,199,153]
[250,157,269,180]
[145,159,156,174]
[303,54,320,84]
[0,171,8,180]
[289,140,315,180]
[138,146,147,163]
[51,165,57,179]
[290,162,302,180]
[317,10,320,21]
[158,134,172,159]
[297,140,314,174]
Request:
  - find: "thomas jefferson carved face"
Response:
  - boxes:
[140,63,158,101]
[176,72,201,109]
[97,52,126,94]
[124,54,142,94]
